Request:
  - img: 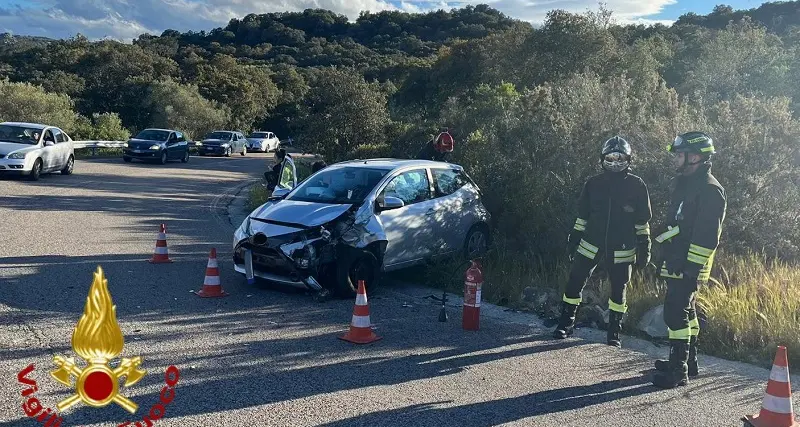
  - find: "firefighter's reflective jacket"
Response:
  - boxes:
[568,171,652,264]
[656,163,727,283]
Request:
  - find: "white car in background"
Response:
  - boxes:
[0,122,74,181]
[247,131,280,152]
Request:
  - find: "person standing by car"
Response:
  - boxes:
[416,129,454,162]
[264,148,288,191]
[652,131,726,389]
[552,136,653,348]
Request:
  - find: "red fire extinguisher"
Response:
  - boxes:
[463,260,483,331]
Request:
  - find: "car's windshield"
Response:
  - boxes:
[287,167,390,205]
[0,125,44,145]
[249,132,268,138]
[204,131,232,140]
[134,129,170,141]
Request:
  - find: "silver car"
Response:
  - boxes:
[232,158,491,296]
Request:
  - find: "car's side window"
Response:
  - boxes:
[43,130,56,143]
[176,132,185,142]
[432,168,468,198]
[54,129,67,143]
[382,169,431,206]
[278,160,295,189]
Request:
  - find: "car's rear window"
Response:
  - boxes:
[249,132,269,138]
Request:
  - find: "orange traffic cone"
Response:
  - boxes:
[743,346,799,427]
[196,248,228,298]
[338,280,381,344]
[149,223,173,264]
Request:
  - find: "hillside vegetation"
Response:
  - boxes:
[2,2,800,366]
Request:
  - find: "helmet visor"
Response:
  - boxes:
[602,152,629,172]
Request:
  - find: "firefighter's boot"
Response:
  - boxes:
[655,336,698,377]
[606,311,623,348]
[652,339,690,389]
[553,302,578,339]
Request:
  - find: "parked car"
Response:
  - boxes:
[0,121,75,181]
[232,158,491,297]
[197,130,248,157]
[246,131,280,152]
[123,128,189,164]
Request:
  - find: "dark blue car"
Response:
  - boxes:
[123,129,189,164]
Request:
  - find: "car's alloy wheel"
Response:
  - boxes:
[225,147,232,157]
[337,250,379,297]
[160,151,168,165]
[28,159,42,181]
[181,150,189,163]
[61,155,74,175]
[241,146,247,156]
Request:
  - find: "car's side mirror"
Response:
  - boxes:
[377,196,404,212]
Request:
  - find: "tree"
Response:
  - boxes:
[294,68,390,161]
[0,79,77,133]
[142,79,230,140]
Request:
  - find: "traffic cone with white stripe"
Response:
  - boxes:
[743,346,799,427]
[149,223,173,264]
[196,248,228,298]
[338,280,381,344]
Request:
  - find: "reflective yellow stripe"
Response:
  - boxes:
[574,223,586,232]
[689,244,714,257]
[701,146,714,152]
[635,223,650,236]
[563,294,581,306]
[615,256,635,264]
[655,226,680,243]
[575,218,587,226]
[668,327,692,340]
[614,248,636,264]
[608,298,627,314]
[579,239,598,254]
[577,246,596,260]
[689,317,700,336]
[687,253,708,265]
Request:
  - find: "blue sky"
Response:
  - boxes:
[0,0,777,41]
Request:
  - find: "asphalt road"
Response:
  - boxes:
[1,153,797,427]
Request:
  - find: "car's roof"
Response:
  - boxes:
[328,158,461,171]
[0,122,51,130]
[139,128,176,132]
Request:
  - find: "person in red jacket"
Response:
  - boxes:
[416,129,454,162]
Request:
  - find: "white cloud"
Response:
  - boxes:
[0,0,678,41]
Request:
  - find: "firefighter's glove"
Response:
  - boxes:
[664,258,685,276]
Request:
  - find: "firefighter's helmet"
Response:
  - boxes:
[668,131,716,156]
[434,131,454,154]
[600,136,632,172]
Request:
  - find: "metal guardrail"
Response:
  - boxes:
[71,141,127,149]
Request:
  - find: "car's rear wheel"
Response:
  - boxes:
[61,155,74,175]
[181,150,189,163]
[28,159,43,181]
[225,147,232,157]
[123,156,132,163]
[336,249,379,298]
[464,224,490,261]
[159,151,167,165]
[241,146,247,156]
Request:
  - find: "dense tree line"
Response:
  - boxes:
[0,2,798,259]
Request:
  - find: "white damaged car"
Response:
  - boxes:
[0,122,75,181]
[232,157,492,297]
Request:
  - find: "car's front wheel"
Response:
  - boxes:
[123,156,132,163]
[241,146,247,156]
[159,151,168,165]
[336,249,380,298]
[181,149,189,163]
[61,155,74,175]
[28,159,43,181]
[225,147,232,157]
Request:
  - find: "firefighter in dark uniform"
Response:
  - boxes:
[652,131,726,389]
[553,136,652,347]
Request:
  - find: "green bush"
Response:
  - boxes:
[0,78,77,133]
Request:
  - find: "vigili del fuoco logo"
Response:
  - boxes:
[16,266,180,426]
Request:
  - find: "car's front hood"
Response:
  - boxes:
[251,200,352,228]
[0,142,38,157]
